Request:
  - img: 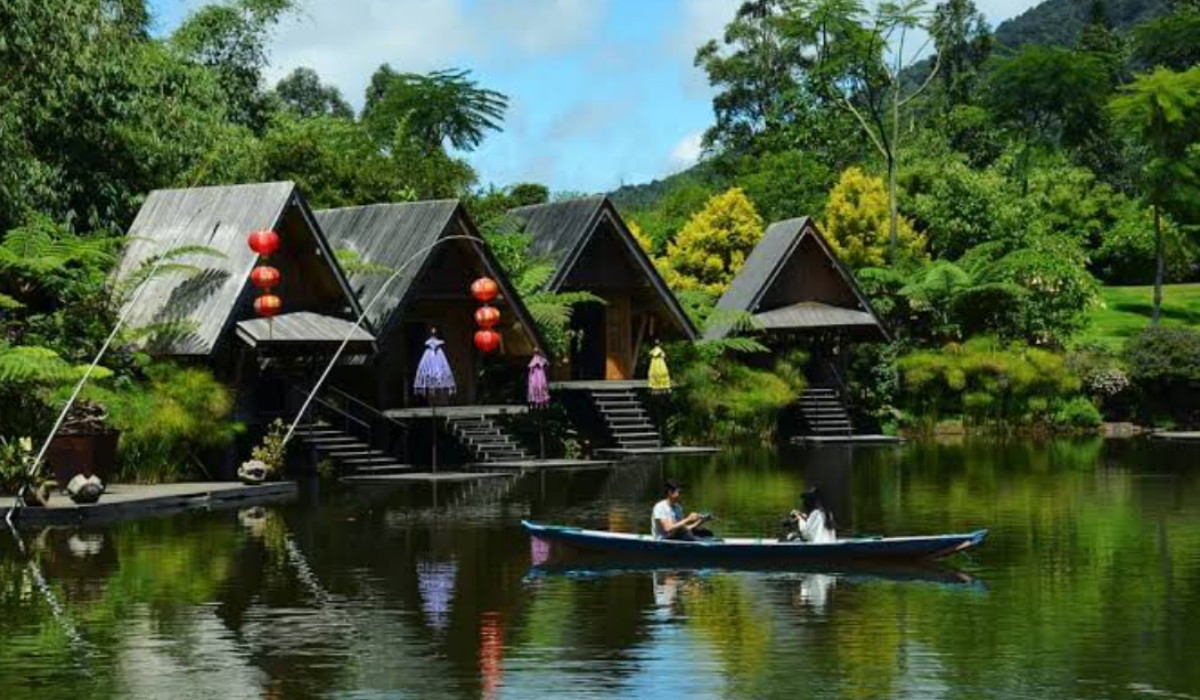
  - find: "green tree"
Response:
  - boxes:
[658,187,765,296]
[362,66,507,152]
[1132,3,1200,72]
[1109,66,1200,323]
[273,67,354,119]
[823,167,926,268]
[931,0,993,108]
[813,0,943,263]
[171,0,296,131]
[983,46,1112,192]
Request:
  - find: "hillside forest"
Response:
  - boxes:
[1,0,1200,484]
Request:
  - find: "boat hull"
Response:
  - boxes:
[522,521,987,563]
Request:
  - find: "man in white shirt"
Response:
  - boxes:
[651,481,704,539]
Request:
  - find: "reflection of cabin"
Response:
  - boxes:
[707,218,887,438]
[506,196,696,381]
[114,182,375,424]
[315,201,547,409]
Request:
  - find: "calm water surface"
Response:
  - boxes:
[2,439,1199,700]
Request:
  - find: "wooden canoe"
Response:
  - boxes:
[522,520,987,562]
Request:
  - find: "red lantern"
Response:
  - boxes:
[250,265,280,290]
[471,277,499,303]
[248,229,280,257]
[474,329,501,353]
[474,304,500,329]
[254,294,282,318]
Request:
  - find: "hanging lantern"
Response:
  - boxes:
[474,304,500,329]
[254,294,282,318]
[250,265,281,290]
[248,229,281,257]
[473,329,501,353]
[470,277,499,303]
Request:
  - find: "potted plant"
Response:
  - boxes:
[44,400,120,486]
[0,436,57,506]
[239,419,287,485]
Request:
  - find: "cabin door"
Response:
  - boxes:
[569,303,606,380]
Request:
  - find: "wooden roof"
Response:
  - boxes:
[506,196,697,340]
[314,201,549,354]
[706,217,886,340]
[235,311,376,352]
[114,182,362,356]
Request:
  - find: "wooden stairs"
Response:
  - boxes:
[590,386,662,449]
[295,422,413,477]
[798,386,854,437]
[446,414,532,463]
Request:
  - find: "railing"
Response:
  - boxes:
[290,385,409,462]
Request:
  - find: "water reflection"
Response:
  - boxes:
[0,438,1198,700]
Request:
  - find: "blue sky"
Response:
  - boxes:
[148,0,1040,194]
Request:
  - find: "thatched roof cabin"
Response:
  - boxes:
[506,196,696,381]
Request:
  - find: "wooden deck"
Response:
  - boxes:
[790,435,906,445]
[0,481,297,525]
[383,404,529,419]
[596,446,719,457]
[550,379,649,391]
[467,458,618,471]
[340,471,514,484]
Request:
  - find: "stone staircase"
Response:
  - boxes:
[591,386,662,449]
[798,386,854,437]
[446,414,532,463]
[295,422,413,477]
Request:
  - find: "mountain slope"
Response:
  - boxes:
[993,0,1169,48]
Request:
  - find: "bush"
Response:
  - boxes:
[1091,205,1197,285]
[670,346,806,442]
[1123,326,1200,426]
[1052,397,1103,430]
[897,337,1086,431]
[83,362,243,483]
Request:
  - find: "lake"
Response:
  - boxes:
[2,438,1199,699]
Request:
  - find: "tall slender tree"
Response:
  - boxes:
[1109,66,1200,324]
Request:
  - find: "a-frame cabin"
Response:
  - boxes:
[315,201,548,410]
[708,217,888,438]
[507,196,696,382]
[114,181,375,422]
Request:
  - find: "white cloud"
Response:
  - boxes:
[475,0,606,56]
[265,0,609,108]
[668,130,704,171]
[668,0,741,96]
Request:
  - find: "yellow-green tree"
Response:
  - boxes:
[627,218,655,254]
[823,167,926,269]
[658,187,764,296]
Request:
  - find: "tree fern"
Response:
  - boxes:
[335,247,393,276]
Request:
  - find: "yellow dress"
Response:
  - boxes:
[648,345,671,392]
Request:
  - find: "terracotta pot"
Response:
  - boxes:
[45,430,120,486]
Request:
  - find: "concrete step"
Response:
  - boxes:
[349,464,414,475]
[613,431,660,440]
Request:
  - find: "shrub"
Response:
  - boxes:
[1052,396,1103,430]
[1123,326,1200,426]
[897,337,1085,431]
[84,362,243,483]
[670,345,806,442]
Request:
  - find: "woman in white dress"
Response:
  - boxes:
[789,488,837,543]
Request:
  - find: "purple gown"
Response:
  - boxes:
[527,352,550,408]
[414,337,456,396]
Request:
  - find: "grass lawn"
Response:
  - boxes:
[1078,283,1200,349]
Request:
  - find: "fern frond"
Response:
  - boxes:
[696,337,770,355]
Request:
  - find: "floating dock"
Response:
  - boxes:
[468,458,618,471]
[0,481,297,525]
[596,446,719,457]
[790,435,906,445]
[340,471,514,484]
